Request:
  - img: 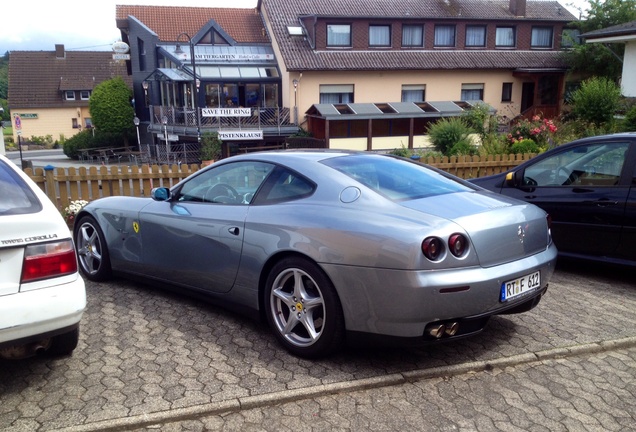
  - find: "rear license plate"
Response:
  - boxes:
[501,271,540,302]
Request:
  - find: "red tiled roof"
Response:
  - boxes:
[261,0,576,71]
[8,50,131,108]
[116,5,269,44]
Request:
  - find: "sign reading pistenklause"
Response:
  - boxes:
[218,130,263,140]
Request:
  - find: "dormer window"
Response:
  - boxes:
[434,25,456,47]
[80,90,91,100]
[402,25,424,48]
[369,25,391,48]
[65,91,75,100]
[200,29,230,45]
[496,26,516,47]
[531,26,553,48]
[327,24,351,47]
[465,26,486,47]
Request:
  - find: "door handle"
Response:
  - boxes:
[228,227,240,235]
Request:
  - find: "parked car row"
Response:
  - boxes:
[2,133,632,360]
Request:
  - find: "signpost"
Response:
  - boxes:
[14,114,24,167]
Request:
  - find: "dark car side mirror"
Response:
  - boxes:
[505,170,525,188]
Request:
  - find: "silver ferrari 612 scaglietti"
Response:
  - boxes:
[74,150,557,358]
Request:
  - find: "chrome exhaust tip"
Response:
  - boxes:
[445,322,459,336]
[427,324,446,339]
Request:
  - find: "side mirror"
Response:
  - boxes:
[505,170,524,187]
[151,187,171,201]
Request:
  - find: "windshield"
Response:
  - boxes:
[322,154,473,201]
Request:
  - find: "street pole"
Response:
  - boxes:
[176,33,201,144]
[133,116,141,148]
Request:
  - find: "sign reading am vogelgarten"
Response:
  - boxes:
[219,130,263,140]
[202,108,251,117]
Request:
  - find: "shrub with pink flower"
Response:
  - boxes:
[506,115,558,151]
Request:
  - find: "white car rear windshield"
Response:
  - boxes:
[322,154,474,201]
[0,160,42,215]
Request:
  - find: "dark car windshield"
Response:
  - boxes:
[322,154,473,201]
[0,160,42,215]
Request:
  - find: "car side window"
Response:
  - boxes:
[175,161,275,204]
[259,168,315,203]
[523,142,629,187]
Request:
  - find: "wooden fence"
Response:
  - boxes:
[25,153,535,211]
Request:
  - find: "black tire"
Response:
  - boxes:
[48,327,79,356]
[264,257,345,358]
[74,215,112,281]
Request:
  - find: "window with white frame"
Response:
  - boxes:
[461,84,484,101]
[495,26,515,47]
[531,26,553,48]
[319,84,354,104]
[72,118,79,128]
[85,118,93,129]
[327,24,351,47]
[65,91,75,100]
[434,25,456,47]
[401,85,426,102]
[369,25,391,47]
[80,90,91,100]
[402,24,424,47]
[465,25,486,47]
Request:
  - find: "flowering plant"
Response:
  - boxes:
[506,115,558,150]
[62,200,88,225]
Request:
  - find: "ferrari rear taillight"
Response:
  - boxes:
[422,237,444,261]
[21,240,78,283]
[448,233,468,257]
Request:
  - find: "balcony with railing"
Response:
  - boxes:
[147,105,299,138]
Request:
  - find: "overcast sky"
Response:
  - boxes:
[2,0,588,54]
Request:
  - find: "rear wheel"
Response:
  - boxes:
[265,257,345,358]
[75,215,112,281]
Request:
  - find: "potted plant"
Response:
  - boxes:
[200,131,222,166]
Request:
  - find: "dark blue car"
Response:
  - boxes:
[470,133,636,266]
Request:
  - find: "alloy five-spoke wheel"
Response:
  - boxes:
[74,215,112,281]
[265,257,344,358]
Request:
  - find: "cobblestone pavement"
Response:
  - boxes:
[1,260,634,431]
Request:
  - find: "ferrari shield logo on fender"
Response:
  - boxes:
[133,221,140,233]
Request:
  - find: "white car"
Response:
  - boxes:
[0,154,86,359]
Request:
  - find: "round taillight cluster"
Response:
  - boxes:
[421,234,469,261]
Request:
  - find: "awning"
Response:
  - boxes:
[306,101,494,120]
[143,68,193,82]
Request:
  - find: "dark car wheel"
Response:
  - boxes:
[265,257,345,358]
[74,215,112,281]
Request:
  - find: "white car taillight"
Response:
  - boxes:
[21,240,78,283]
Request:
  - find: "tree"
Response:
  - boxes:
[563,0,636,81]
[89,77,134,147]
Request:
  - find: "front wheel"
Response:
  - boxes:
[265,257,345,358]
[74,215,112,281]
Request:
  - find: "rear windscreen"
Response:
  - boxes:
[0,160,42,215]
[322,154,474,201]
